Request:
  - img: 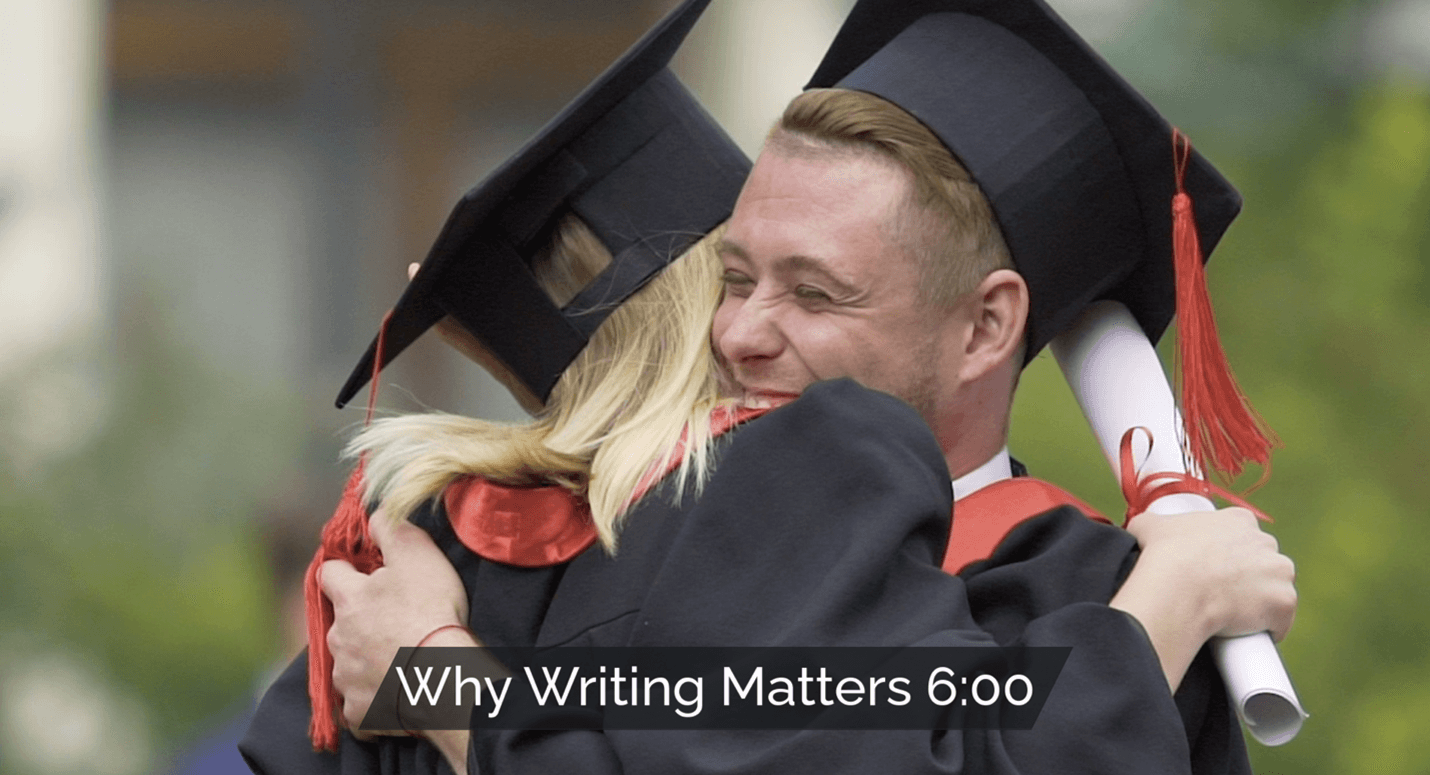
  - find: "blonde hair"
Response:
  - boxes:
[349,216,730,552]
[773,88,1013,307]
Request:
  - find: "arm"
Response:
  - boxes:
[240,651,464,775]
[243,491,560,775]
[961,507,1264,775]
[239,509,475,775]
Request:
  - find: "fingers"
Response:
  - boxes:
[369,515,442,568]
[1267,554,1298,642]
[1127,506,1264,546]
[1126,505,1298,645]
[1218,539,1297,641]
[1219,506,1257,525]
[320,559,364,604]
[367,507,429,554]
[407,262,421,281]
[366,505,396,550]
[1270,595,1298,642]
[1273,599,1297,643]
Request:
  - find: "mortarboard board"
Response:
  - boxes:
[336,0,749,409]
[806,0,1240,363]
[806,0,1273,484]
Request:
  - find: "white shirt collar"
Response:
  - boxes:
[951,446,1013,501]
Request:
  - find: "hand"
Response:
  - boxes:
[321,507,475,734]
[1111,507,1297,690]
[1126,507,1297,642]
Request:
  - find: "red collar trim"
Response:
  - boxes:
[943,477,1110,575]
[443,479,595,567]
[445,402,778,567]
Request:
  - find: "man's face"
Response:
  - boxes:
[713,145,958,421]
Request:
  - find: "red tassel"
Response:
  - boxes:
[304,311,392,751]
[1170,130,1278,486]
[304,461,384,750]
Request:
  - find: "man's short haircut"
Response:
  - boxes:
[772,88,1013,308]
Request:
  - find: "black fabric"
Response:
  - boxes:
[437,236,586,402]
[242,382,1248,774]
[805,0,1241,361]
[240,655,454,775]
[1009,456,1028,478]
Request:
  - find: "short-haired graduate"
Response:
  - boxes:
[788,0,1298,762]
[271,1,1296,774]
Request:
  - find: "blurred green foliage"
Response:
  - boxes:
[0,300,307,770]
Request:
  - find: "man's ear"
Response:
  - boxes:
[960,269,1028,381]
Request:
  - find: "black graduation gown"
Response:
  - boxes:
[242,379,1247,774]
[471,379,1243,775]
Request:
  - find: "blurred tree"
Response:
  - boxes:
[1013,3,1430,763]
[0,286,309,771]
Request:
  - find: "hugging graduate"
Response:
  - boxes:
[241,0,749,770]
[241,0,1296,773]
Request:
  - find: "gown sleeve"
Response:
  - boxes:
[473,379,1205,775]
[238,648,457,775]
[962,508,1251,775]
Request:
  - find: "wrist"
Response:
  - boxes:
[1130,543,1221,643]
[393,624,482,743]
[1109,549,1215,691]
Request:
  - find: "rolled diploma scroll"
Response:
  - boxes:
[1049,299,1307,746]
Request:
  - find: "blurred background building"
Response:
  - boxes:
[0,0,1427,772]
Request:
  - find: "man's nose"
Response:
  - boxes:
[717,299,786,365]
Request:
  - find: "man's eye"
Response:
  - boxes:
[794,285,832,302]
[722,271,754,291]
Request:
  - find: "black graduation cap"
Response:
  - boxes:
[336,0,749,409]
[806,0,1242,362]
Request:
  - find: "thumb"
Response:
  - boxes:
[367,510,432,565]
[366,506,398,553]
[319,559,364,603]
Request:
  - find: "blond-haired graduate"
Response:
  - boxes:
[241,1,751,771]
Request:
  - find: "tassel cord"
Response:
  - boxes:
[305,311,393,751]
